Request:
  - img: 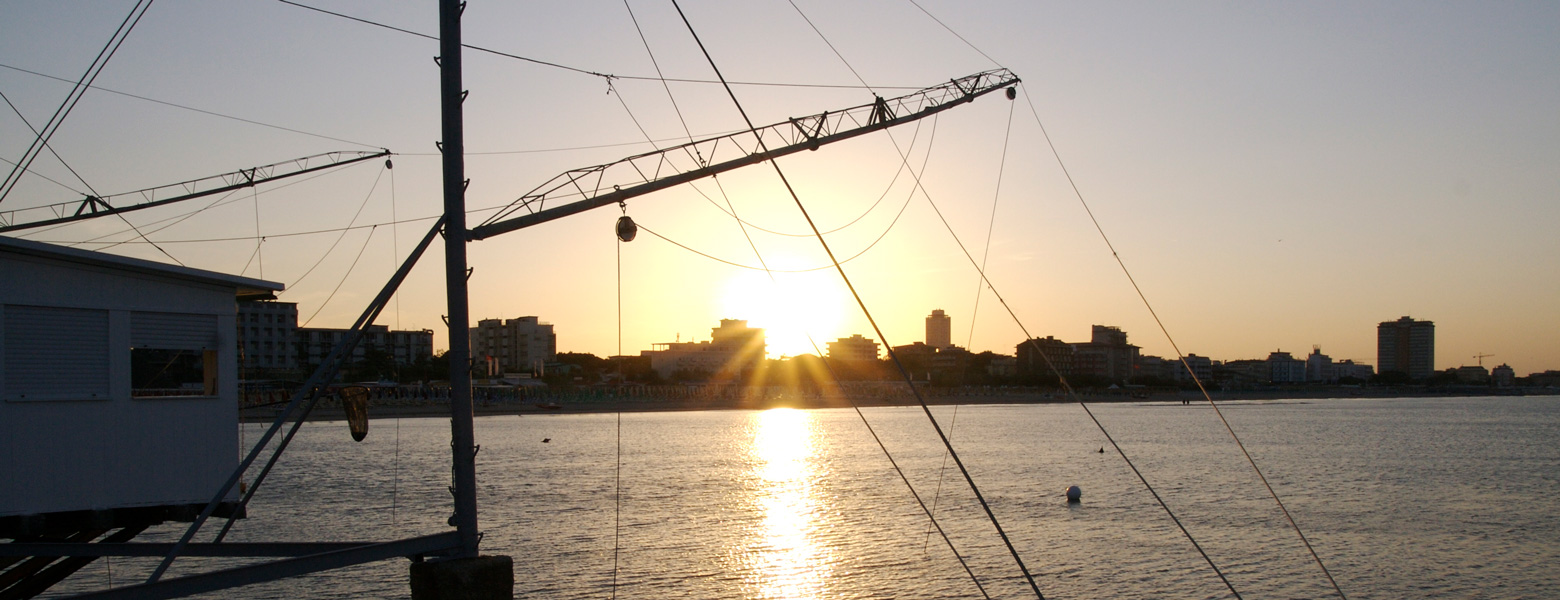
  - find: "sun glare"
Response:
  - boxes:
[743,408,828,599]
[721,271,844,359]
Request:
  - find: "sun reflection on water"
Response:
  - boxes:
[744,408,829,599]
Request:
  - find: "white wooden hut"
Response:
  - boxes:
[0,236,282,536]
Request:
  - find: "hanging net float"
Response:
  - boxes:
[341,385,370,442]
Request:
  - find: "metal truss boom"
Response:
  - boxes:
[0,150,390,234]
[467,68,1018,241]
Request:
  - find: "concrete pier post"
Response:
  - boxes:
[410,556,514,600]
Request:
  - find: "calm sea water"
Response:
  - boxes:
[54,396,1560,599]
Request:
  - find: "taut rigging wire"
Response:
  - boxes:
[238,233,263,276]
[76,188,240,250]
[388,159,401,329]
[602,20,939,272]
[622,0,701,154]
[773,1,1048,596]
[288,165,386,291]
[631,162,920,274]
[250,183,265,278]
[611,206,626,600]
[902,0,1004,68]
[925,94,1017,553]
[670,1,1032,597]
[623,1,986,593]
[388,158,403,529]
[301,225,377,328]
[0,90,90,197]
[903,3,1349,598]
[0,0,154,206]
[602,84,931,239]
[1015,81,1349,598]
[0,154,84,196]
[869,82,1245,599]
[612,3,782,258]
[604,24,981,592]
[968,99,1016,351]
[919,403,957,553]
[40,214,440,246]
[687,119,927,238]
[21,159,364,243]
[1,88,186,265]
[274,0,923,91]
[0,62,381,150]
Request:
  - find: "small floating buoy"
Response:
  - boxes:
[1066,485,1082,503]
[1098,447,1105,454]
[541,438,551,443]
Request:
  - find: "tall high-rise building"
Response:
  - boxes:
[470,316,556,375]
[926,309,951,350]
[1378,316,1434,380]
[237,300,298,373]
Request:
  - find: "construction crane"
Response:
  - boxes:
[0,149,390,234]
[1473,353,1495,367]
[469,68,1019,240]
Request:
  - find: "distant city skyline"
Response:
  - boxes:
[538,307,1550,378]
[2,3,1555,374]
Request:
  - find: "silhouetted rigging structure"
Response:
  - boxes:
[0,150,390,234]
[471,68,1018,239]
[0,39,1017,600]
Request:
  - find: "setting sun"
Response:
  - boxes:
[721,270,846,359]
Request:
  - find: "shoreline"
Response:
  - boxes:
[241,387,1553,423]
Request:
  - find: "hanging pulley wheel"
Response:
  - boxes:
[616,215,637,242]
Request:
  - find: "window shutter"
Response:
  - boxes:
[3,305,110,401]
[131,312,218,350]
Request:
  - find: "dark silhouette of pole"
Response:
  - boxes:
[439,0,480,559]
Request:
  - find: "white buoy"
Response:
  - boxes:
[1066,485,1082,503]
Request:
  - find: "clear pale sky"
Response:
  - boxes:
[2,1,1556,373]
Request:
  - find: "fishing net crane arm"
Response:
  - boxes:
[0,149,392,234]
[467,68,1018,241]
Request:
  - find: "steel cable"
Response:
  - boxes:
[672,1,1042,596]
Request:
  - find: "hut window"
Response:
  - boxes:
[131,348,216,397]
[129,312,219,398]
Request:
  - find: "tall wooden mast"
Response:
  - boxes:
[438,0,481,559]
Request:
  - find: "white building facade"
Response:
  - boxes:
[469,316,555,375]
[1267,351,1307,384]
[926,309,951,350]
[827,334,880,362]
[643,319,764,380]
[0,236,280,528]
